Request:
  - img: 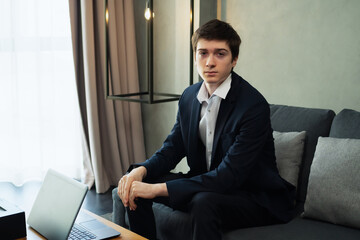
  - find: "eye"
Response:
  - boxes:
[217,51,226,57]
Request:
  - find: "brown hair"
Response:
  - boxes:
[192,19,241,61]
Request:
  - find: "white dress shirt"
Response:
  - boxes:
[197,74,232,171]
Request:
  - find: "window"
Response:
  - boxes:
[0,0,82,184]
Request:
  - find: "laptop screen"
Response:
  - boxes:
[27,169,88,240]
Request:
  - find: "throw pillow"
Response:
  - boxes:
[303,137,360,229]
[273,131,306,188]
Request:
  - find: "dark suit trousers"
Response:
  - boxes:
[126,173,279,240]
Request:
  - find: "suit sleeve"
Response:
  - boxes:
[127,86,197,179]
[166,101,272,209]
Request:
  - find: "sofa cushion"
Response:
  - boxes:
[303,137,360,229]
[223,217,360,240]
[151,202,360,240]
[270,104,335,203]
[329,109,360,139]
[153,203,192,240]
[273,131,306,188]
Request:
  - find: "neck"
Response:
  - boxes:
[205,83,220,96]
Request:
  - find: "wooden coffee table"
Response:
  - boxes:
[18,209,147,240]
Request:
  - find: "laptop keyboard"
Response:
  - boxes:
[68,223,97,240]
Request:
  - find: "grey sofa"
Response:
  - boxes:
[112,104,360,239]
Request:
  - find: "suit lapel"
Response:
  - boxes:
[188,95,208,172]
[188,97,201,154]
[210,77,238,169]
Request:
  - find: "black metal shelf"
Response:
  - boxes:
[105,0,194,104]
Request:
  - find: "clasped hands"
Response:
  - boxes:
[117,166,168,211]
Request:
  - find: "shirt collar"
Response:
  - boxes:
[197,74,232,103]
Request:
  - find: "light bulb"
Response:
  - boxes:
[144,8,151,20]
[106,9,109,24]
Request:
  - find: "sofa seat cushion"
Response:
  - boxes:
[152,203,192,240]
[150,200,360,240]
[223,217,360,240]
[151,203,360,240]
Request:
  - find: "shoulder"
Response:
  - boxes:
[182,81,202,96]
[230,72,262,96]
[178,81,202,105]
[230,72,268,107]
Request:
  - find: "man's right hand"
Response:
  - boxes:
[117,166,147,209]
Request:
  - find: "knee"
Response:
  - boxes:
[112,187,121,202]
[112,187,126,226]
[190,192,215,207]
[189,192,217,218]
[112,187,124,210]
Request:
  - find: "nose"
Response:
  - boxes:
[206,54,215,68]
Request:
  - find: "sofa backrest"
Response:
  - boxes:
[329,109,360,139]
[270,104,335,204]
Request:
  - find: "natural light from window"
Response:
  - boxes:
[0,0,82,184]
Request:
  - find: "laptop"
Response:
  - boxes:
[27,169,120,240]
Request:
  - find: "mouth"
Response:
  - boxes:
[204,71,217,76]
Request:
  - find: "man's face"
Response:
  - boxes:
[195,39,238,88]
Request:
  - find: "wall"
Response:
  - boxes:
[222,0,360,113]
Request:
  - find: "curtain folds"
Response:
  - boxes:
[68,0,146,193]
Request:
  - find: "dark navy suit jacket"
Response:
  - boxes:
[137,72,295,222]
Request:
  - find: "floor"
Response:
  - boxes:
[0,180,115,217]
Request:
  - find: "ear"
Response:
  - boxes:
[231,57,238,67]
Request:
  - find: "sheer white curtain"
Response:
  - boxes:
[0,0,82,185]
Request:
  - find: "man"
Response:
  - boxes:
[115,19,295,240]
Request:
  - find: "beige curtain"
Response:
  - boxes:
[68,0,146,193]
